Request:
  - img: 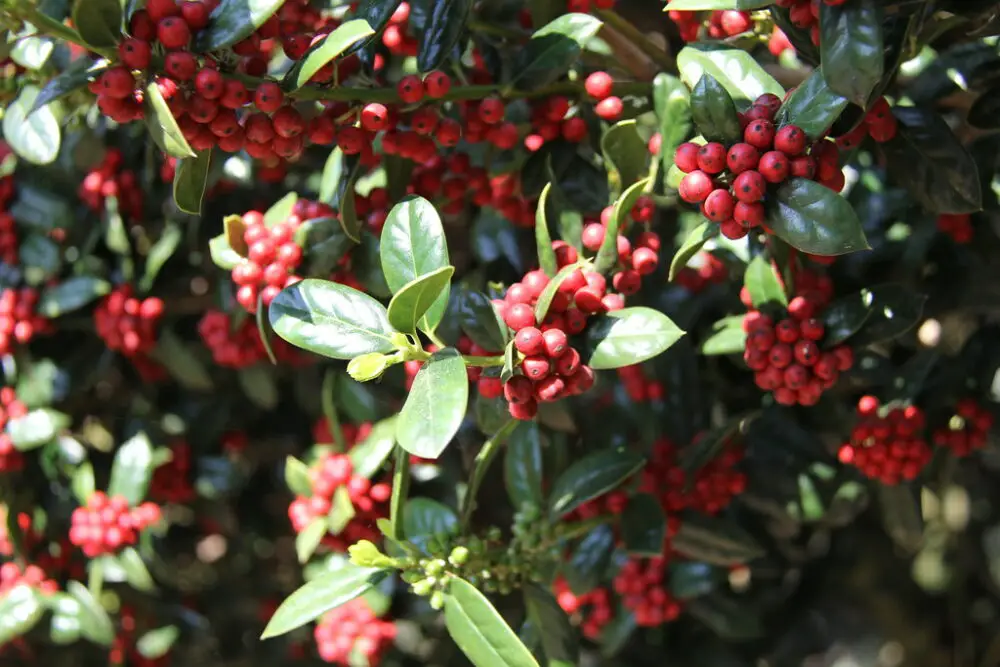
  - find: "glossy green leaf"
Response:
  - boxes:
[48,593,83,645]
[295,216,354,278]
[880,107,982,214]
[677,45,784,104]
[381,196,450,332]
[621,493,666,556]
[512,13,602,89]
[585,307,685,370]
[595,178,650,274]
[744,255,788,308]
[459,290,508,353]
[209,234,243,270]
[296,517,328,563]
[417,0,471,72]
[72,462,96,504]
[774,67,848,140]
[764,177,869,256]
[339,157,364,242]
[136,626,180,659]
[504,421,544,509]
[284,19,375,91]
[601,120,648,197]
[444,578,540,667]
[669,562,719,599]
[11,34,53,70]
[143,82,196,159]
[563,525,614,594]
[534,264,580,323]
[820,288,876,346]
[269,279,396,360]
[67,581,114,645]
[285,456,313,496]
[396,349,469,459]
[690,75,742,144]
[239,365,279,409]
[31,58,109,114]
[173,150,212,215]
[501,341,516,384]
[669,221,718,281]
[653,73,693,179]
[108,431,154,505]
[387,266,455,334]
[263,192,297,227]
[194,0,285,51]
[37,277,111,318]
[8,408,70,450]
[819,0,883,106]
[403,497,457,551]
[535,184,558,277]
[3,86,60,165]
[0,585,43,646]
[666,0,771,7]
[354,0,403,34]
[849,284,926,347]
[72,0,121,48]
[670,515,765,566]
[118,547,156,592]
[700,321,747,356]
[524,584,578,664]
[261,565,389,639]
[548,448,644,518]
[348,417,397,478]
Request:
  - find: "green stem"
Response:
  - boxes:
[596,9,675,72]
[389,446,411,540]
[425,331,448,349]
[462,355,506,368]
[320,369,346,453]
[88,560,104,598]
[460,419,520,529]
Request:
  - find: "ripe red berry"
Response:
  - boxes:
[361,103,389,131]
[508,398,538,420]
[581,223,605,251]
[118,38,152,70]
[99,67,136,99]
[156,17,190,49]
[733,201,764,228]
[504,303,536,330]
[478,97,505,124]
[774,125,807,156]
[702,188,734,223]
[696,142,727,174]
[542,329,569,358]
[585,71,614,99]
[744,119,775,150]
[732,170,766,203]
[194,68,224,100]
[504,376,534,404]
[522,356,551,380]
[164,51,197,80]
[790,156,816,179]
[397,75,424,104]
[423,70,451,99]
[254,82,284,113]
[535,376,566,402]
[758,151,790,183]
[674,142,701,173]
[514,327,544,355]
[720,219,748,240]
[753,93,782,116]
[678,171,714,203]
[726,143,760,174]
[720,10,752,34]
[632,247,658,276]
[594,96,623,121]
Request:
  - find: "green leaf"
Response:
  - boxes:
[459,290,508,352]
[820,288,876,346]
[107,431,154,505]
[338,157,364,242]
[238,365,279,409]
[209,234,243,270]
[11,34,53,70]
[389,447,410,541]
[49,593,83,645]
[690,75,743,144]
[261,565,389,639]
[72,0,121,48]
[669,562,719,599]
[743,254,788,308]
[348,417,397,478]
[354,0,403,34]
[968,83,1000,130]
[67,581,114,645]
[563,525,614,594]
[403,497,457,551]
[670,515,764,566]
[140,223,183,293]
[387,266,456,334]
[849,284,926,347]
[285,456,313,496]
[136,626,180,659]
[512,13,602,89]
[774,67,848,140]
[396,349,469,459]
[417,0,472,72]
[601,120,648,197]
[505,422,544,509]
[37,277,111,318]
[621,493,666,556]
[72,462,96,504]
[878,484,923,554]
[147,329,215,392]
[501,341,516,384]
[283,19,375,91]
[524,584,578,664]
[585,307,685,370]
[347,352,390,382]
[319,148,344,206]
[879,107,982,214]
[0,585,44,646]
[534,263,580,323]
[666,0,771,7]
[143,81,196,159]
[194,0,284,51]
[20,233,62,286]
[669,222,717,281]
[264,192,298,227]
[594,178,649,274]
[31,58,109,114]
[296,517,328,563]
[173,150,212,215]
[118,547,156,592]
[677,45,784,104]
[8,408,70,450]
[653,73,693,179]
[381,196,450,332]
[764,177,869,256]
[3,86,61,165]
[548,448,644,518]
[295,216,354,278]
[700,321,747,356]
[444,578,540,667]
[819,0,883,107]
[535,184,558,277]
[269,279,396,360]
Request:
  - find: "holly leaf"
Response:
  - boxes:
[396,349,468,459]
[417,0,471,72]
[283,19,375,91]
[774,67,848,140]
[677,45,784,105]
[173,150,212,215]
[764,177,869,256]
[743,254,788,308]
[819,0,884,107]
[585,307,685,370]
[690,75,742,144]
[513,13,602,89]
[548,448,644,518]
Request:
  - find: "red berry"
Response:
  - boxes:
[790,156,816,179]
[726,143,760,174]
[733,201,764,228]
[594,96,623,121]
[585,71,614,99]
[696,142,727,174]
[361,103,389,131]
[194,68,224,99]
[397,75,424,104]
[581,223,605,251]
[118,38,152,70]
[732,170,766,203]
[423,70,451,99]
[744,119,775,150]
[774,125,807,156]
[504,304,536,330]
[522,356,551,380]
[754,94,782,115]
[758,151,790,183]
[508,398,538,420]
[535,376,566,402]
[514,327,544,355]
[674,142,701,173]
[156,17,190,49]
[478,97,505,124]
[720,219,748,240]
[702,188,734,223]
[542,329,568,358]
[632,247,658,276]
[678,171,714,203]
[504,376,534,404]
[254,82,284,113]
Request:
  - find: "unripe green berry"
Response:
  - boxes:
[448,546,470,566]
[426,559,446,576]
[412,578,436,596]
[430,591,445,610]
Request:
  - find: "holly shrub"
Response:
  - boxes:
[0,0,997,664]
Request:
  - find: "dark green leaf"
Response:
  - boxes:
[819,0,883,106]
[690,75,742,144]
[319,148,344,206]
[669,562,719,600]
[37,277,111,318]
[136,626,179,659]
[143,82,195,159]
[501,341,516,384]
[269,279,396,360]
[669,221,717,281]
[849,284,926,346]
[354,0,403,35]
[459,290,508,352]
[535,183,558,277]
[821,288,876,346]
[108,431,154,505]
[417,0,471,72]
[283,19,374,91]
[505,421,544,509]
[67,581,114,645]
[147,329,215,391]
[670,515,764,566]
[548,448,644,518]
[194,0,285,51]
[403,497,457,551]
[348,417,397,478]
[524,584,578,664]
[621,493,666,556]
[653,73,693,180]
[586,307,685,370]
[774,67,848,140]
[743,254,788,308]
[475,394,508,435]
[512,13,602,89]
[396,349,468,459]
[387,266,455,334]
[594,178,649,274]
[969,83,1000,129]
[880,106,982,214]
[563,525,614,594]
[3,86,61,165]
[173,150,211,215]
[677,45,784,104]
[601,120,648,196]
[764,177,869,256]
[31,58,109,114]
[261,566,389,639]
[20,234,62,285]
[443,578,540,667]
[0,585,43,646]
[72,0,121,48]
[238,365,279,409]
[295,216,354,278]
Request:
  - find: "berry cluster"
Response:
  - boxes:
[837,396,932,484]
[676,93,845,240]
[937,213,973,244]
[0,562,58,598]
[0,288,50,357]
[69,492,162,558]
[835,98,899,148]
[617,364,665,403]
[584,71,624,122]
[0,387,28,473]
[553,578,614,640]
[641,437,746,516]
[149,441,196,504]
[932,398,994,458]
[580,206,661,296]
[778,0,849,45]
[94,285,164,356]
[199,310,272,368]
[668,10,752,42]
[287,452,390,553]
[613,556,682,627]
[675,251,728,294]
[78,148,144,222]
[314,598,396,666]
